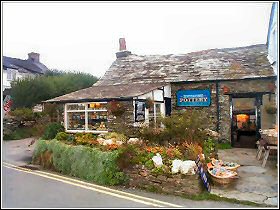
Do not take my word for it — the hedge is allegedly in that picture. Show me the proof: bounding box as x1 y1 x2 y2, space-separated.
32 139 127 185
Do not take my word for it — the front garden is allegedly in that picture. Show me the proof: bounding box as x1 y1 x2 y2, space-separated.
32 110 222 196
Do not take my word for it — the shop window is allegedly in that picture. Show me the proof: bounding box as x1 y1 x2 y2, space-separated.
67 112 85 130
65 102 108 133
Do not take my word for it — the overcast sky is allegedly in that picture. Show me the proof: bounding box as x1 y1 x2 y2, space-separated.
3 2 273 78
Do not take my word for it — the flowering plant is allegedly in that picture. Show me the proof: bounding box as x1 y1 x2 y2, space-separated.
107 100 126 116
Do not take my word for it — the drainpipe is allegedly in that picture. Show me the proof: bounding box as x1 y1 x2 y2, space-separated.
216 82 220 133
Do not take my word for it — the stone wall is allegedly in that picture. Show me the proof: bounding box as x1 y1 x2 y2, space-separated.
171 82 218 132
125 168 204 196
171 78 276 143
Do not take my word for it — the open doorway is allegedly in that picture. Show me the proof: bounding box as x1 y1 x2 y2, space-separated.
231 97 258 148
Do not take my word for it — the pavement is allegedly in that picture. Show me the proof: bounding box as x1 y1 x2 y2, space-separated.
210 148 278 207
2 137 38 166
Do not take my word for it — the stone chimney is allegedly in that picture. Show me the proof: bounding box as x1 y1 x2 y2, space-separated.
116 38 131 59
28 52 40 63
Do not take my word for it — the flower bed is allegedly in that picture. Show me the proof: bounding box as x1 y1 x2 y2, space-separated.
32 130 218 195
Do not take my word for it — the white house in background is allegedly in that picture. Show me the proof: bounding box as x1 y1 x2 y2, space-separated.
266 2 278 125
3 52 49 95
267 2 278 75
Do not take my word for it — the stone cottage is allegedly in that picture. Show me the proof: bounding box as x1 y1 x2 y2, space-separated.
45 39 277 148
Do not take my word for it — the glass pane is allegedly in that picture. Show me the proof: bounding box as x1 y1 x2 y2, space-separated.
67 112 85 130
155 104 161 117
67 104 85 110
88 111 108 131
232 98 255 111
87 102 107 110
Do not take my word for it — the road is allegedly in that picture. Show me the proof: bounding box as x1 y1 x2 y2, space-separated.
2 138 253 208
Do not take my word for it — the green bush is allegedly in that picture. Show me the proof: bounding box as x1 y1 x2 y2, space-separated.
139 110 211 145
10 108 35 121
32 139 127 185
42 122 64 140
55 132 69 141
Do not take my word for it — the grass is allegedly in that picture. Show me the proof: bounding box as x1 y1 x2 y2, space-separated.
217 143 232 150
180 192 267 207
143 185 268 207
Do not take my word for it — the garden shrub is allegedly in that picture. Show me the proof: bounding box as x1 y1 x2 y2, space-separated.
139 110 211 145
203 138 217 162
55 132 69 141
10 108 35 122
42 122 64 140
75 133 98 145
32 139 127 185
105 132 128 142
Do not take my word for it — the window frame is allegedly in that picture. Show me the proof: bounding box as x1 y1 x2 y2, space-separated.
65 102 108 133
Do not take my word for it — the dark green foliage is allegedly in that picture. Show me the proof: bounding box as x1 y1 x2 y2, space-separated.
42 122 64 140
32 139 127 185
55 132 70 141
11 70 98 109
10 108 35 121
139 110 210 145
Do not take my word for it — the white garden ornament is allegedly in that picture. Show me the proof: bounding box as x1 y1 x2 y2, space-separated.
152 153 163 168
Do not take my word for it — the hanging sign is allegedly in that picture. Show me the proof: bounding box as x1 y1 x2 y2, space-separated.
135 100 145 122
195 155 211 192
176 90 211 107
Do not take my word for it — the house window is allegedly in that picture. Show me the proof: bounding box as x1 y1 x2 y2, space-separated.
7 69 16 81
65 102 108 133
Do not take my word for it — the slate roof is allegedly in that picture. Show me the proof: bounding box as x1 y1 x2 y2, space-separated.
95 44 275 86
44 83 166 103
3 56 49 74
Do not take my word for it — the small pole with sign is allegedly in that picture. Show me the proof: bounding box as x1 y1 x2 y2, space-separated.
195 155 211 192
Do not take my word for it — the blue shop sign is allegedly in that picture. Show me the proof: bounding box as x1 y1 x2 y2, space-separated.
177 90 211 107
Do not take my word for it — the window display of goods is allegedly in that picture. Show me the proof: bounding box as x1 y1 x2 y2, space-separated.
89 103 96 108
95 103 101 109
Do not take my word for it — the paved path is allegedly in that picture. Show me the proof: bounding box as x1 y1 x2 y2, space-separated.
211 148 278 207
1 139 260 208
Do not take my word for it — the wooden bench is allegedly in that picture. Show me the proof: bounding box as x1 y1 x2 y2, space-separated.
262 145 278 168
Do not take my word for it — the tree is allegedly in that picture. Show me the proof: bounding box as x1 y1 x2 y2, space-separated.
10 70 99 109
